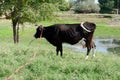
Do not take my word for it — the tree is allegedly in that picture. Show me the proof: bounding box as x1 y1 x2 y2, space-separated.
76 0 87 2
98 0 114 13
68 0 75 9
114 0 120 14
59 1 70 11
74 0 100 13
0 0 58 43
55 0 70 11
36 0 70 11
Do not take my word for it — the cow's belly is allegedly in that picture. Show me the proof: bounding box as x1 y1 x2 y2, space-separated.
63 36 82 45
45 37 61 46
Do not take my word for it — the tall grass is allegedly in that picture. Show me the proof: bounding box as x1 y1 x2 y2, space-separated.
0 42 120 80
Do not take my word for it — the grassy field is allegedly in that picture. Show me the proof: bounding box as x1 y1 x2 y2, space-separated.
0 13 120 80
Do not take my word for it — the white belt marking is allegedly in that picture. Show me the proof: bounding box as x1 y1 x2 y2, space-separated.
81 22 91 32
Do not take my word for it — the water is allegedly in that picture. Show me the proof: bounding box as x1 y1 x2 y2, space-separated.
64 38 120 55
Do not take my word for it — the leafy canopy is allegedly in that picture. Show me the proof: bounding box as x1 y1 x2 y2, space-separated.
98 0 114 13
0 0 59 23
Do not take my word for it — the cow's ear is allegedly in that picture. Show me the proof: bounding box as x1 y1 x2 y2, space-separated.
38 26 41 30
39 25 43 30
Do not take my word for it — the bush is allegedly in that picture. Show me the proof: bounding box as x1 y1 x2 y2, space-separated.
37 3 59 21
74 2 100 13
98 0 114 13
99 7 113 13
58 1 70 11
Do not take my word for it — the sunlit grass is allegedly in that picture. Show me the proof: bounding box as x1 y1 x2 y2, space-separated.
0 41 120 80
95 24 120 38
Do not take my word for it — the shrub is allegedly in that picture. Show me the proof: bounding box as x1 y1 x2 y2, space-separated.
74 2 100 13
37 3 59 21
59 1 70 11
98 0 114 13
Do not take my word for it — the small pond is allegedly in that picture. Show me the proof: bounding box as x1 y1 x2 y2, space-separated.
64 39 120 56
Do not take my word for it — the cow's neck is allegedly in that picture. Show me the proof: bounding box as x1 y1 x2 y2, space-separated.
42 27 49 38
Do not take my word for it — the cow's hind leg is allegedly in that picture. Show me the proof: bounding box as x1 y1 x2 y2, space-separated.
59 44 63 57
91 41 96 58
85 35 93 59
86 41 96 59
86 44 91 60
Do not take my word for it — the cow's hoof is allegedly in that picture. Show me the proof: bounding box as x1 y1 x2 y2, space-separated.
85 56 89 60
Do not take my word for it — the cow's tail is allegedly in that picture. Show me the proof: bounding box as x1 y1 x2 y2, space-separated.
90 22 96 32
91 22 96 48
81 22 96 49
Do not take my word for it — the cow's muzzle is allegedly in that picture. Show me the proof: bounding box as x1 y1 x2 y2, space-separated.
34 34 39 39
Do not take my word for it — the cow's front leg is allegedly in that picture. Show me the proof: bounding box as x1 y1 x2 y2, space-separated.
56 47 59 56
56 44 63 57
59 44 63 57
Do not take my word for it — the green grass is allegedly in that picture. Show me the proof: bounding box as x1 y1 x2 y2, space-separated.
95 24 120 38
0 13 120 80
0 42 120 80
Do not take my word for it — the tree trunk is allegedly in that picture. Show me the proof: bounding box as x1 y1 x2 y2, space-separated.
13 25 17 43
16 0 21 43
16 14 21 43
17 23 19 43
12 18 18 44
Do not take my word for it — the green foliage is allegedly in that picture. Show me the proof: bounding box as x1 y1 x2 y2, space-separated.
59 1 70 11
114 0 120 8
0 0 70 22
68 0 75 8
76 0 88 2
74 1 100 13
37 3 59 21
60 0 70 10
98 0 115 13
20 3 58 23
114 0 120 13
0 0 59 22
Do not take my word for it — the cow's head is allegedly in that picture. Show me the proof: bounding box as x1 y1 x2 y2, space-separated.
34 25 44 39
